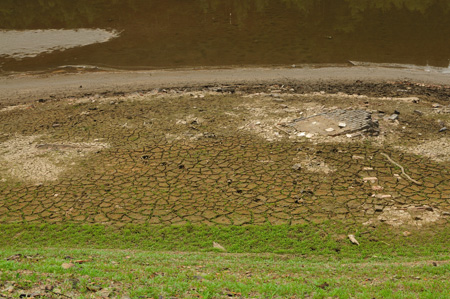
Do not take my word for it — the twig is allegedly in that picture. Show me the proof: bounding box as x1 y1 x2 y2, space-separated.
274 125 291 136
48 290 72 299
380 153 422 185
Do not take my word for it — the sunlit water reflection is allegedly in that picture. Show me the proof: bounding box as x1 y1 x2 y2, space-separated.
0 29 119 60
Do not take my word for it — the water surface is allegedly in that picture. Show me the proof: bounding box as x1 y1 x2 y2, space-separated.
1 0 450 73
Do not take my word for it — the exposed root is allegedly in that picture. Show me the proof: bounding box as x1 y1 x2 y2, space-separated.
381 153 422 185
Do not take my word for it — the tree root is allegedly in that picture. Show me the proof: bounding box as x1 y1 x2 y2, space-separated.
381 152 422 185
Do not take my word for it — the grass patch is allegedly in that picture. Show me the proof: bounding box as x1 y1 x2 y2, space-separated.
2 222 450 297
2 222 450 258
0 248 449 298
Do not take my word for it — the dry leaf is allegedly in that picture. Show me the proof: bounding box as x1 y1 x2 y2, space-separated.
213 242 226 251
348 234 360 245
61 262 75 269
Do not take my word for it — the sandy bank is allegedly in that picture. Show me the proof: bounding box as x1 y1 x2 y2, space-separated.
1 66 449 105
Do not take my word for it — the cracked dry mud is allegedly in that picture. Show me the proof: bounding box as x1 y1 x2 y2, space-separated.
0 82 449 228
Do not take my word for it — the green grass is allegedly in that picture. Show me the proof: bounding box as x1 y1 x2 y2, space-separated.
0 248 449 298
1 222 450 298
2 222 450 257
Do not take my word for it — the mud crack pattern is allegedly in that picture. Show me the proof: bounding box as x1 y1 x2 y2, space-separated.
0 87 449 227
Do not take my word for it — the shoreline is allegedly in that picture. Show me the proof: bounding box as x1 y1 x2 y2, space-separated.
1 66 449 105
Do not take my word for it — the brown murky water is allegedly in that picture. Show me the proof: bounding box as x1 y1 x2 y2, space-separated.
1 0 450 74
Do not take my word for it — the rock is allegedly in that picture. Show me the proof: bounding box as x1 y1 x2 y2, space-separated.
388 114 399 121
439 127 447 133
291 109 379 137
403 231 411 237
414 110 423 115
363 177 378 182
374 194 392 199
374 205 384 212
305 133 314 138
291 164 302 171
432 103 442 108
325 128 334 132
297 132 306 137
61 262 75 269
348 234 360 245
213 242 226 251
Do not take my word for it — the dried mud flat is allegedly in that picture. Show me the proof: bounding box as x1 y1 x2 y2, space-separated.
0 79 449 231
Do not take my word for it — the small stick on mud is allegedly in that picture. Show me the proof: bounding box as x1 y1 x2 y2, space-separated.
275 125 291 136
381 153 422 185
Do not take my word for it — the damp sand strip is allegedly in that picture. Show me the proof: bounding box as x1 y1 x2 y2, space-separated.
0 28 120 60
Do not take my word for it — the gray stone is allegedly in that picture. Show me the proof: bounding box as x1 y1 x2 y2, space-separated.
292 164 302 171
374 205 384 212
388 114 399 121
289 109 379 136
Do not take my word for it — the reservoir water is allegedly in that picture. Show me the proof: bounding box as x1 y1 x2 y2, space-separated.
1 0 450 74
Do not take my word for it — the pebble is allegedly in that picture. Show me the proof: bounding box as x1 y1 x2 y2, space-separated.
374 205 384 212
325 128 334 132
374 194 392 199
292 164 302 171
363 177 378 182
388 114 399 121
439 127 447 132
338 122 347 128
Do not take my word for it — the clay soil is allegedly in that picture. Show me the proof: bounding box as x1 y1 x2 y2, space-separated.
1 70 449 230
